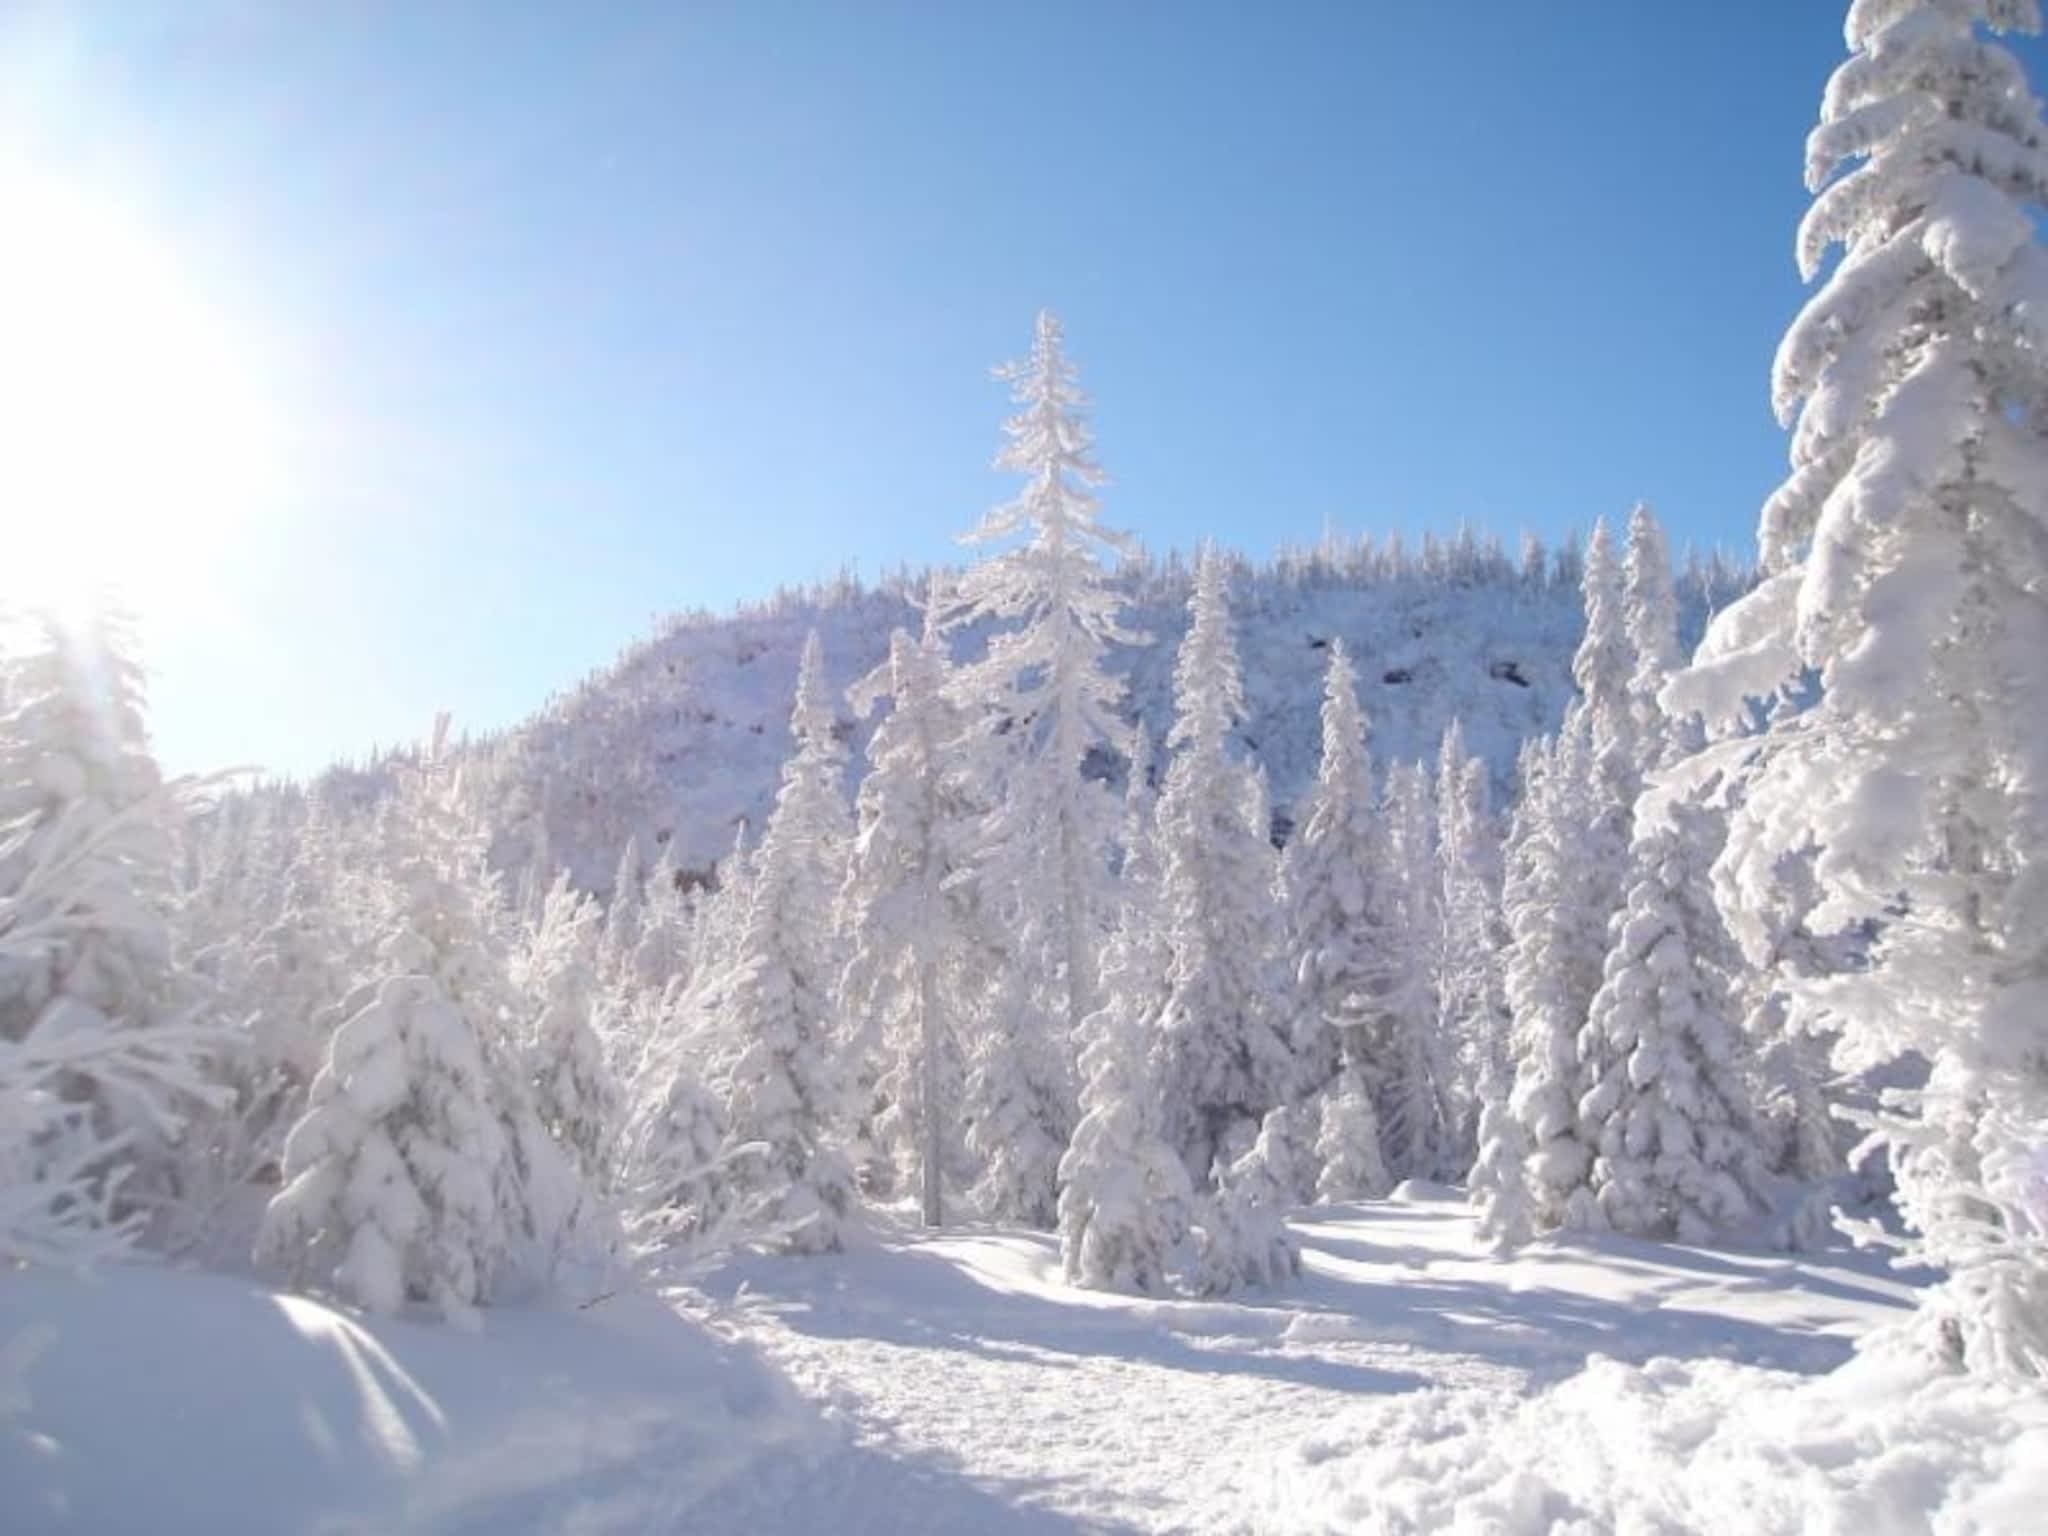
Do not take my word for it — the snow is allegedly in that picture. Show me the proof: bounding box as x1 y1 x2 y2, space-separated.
1269 1349 2048 1535
0 1259 1085 1535
1 1261 822 1534
688 1188 1938 1534
6 1183 2035 1534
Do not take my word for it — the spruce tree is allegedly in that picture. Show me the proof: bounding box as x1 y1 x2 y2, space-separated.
839 625 973 1225
1578 806 1768 1241
717 672 859 1254
1057 759 1192 1290
1280 642 1393 1115
945 309 1140 1098
1666 0 2048 1376
1435 720 1510 1168
1154 550 1296 1185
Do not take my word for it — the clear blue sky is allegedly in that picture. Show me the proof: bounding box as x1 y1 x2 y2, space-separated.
11 2 2040 779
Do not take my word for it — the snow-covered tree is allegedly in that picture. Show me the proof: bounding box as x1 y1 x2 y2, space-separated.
1 797 216 1268
1468 1096 1537 1252
599 835 644 972
780 629 855 973
691 825 755 991
1568 518 1638 881
163 795 356 1262
716 671 859 1254
839 625 973 1225
1155 550 1296 1185
1483 529 1650 1222
945 311 1141 1140
1314 1065 1391 1203
961 957 1073 1226
259 973 509 1321
1058 764 1192 1291
1192 1107 1301 1294
1622 502 1682 765
1664 0 2048 1376
260 732 575 1317
623 845 691 997
1377 759 1449 1181
1280 641 1391 1109
617 1051 732 1264
1435 720 1510 1164
519 872 620 1190
0 611 192 1209
1477 731 1601 1239
1577 804 1768 1241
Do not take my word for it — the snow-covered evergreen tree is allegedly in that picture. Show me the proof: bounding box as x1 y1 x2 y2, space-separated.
163 795 356 1262
0 611 193 1214
0 794 216 1267
618 1051 731 1263
780 629 855 974
1664 0 2048 1376
944 311 1142 1179
962 956 1073 1226
1622 502 1682 765
1435 720 1510 1164
1280 641 1392 1113
1377 759 1449 1182
716 672 859 1254
260 732 575 1317
600 835 644 972
1477 731 1601 1238
1155 550 1296 1185
1058 764 1192 1291
259 973 509 1321
1577 804 1768 1241
1468 1096 1537 1252
1192 1107 1301 1294
519 871 621 1191
1314 1065 1391 1203
839 625 973 1225
1567 518 1638 887
691 825 755 989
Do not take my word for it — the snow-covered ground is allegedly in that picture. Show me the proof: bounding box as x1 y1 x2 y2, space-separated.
6 1188 2039 1534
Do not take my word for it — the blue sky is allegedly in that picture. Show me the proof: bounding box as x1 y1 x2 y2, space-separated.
10 2 2041 778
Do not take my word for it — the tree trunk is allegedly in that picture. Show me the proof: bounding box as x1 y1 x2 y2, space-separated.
920 953 943 1228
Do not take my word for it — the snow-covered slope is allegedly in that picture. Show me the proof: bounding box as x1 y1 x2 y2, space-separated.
477 548 1743 892
0 1264 819 1535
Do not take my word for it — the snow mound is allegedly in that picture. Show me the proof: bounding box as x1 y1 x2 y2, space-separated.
0 1261 820 1535
1267 1347 2048 1535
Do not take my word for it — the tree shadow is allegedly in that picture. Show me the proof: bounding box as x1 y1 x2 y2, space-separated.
701 1238 1430 1399
704 1206 1903 1407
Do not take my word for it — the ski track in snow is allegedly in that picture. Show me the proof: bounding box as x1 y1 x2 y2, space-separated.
689 1188 1914 1534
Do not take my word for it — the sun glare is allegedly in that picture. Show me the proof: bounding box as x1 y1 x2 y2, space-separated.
0 161 280 629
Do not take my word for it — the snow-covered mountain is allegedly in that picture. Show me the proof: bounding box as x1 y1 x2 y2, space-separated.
461 538 1747 894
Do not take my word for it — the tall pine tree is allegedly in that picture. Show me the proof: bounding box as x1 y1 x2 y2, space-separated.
1667 0 2048 1377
